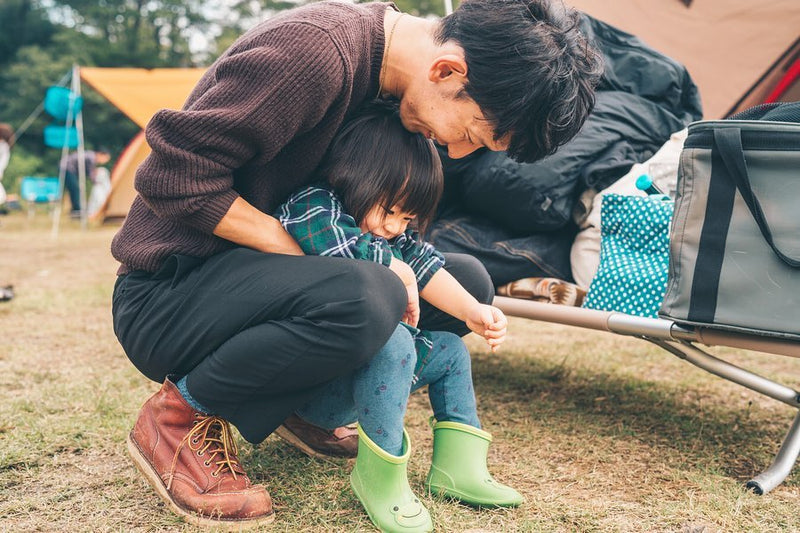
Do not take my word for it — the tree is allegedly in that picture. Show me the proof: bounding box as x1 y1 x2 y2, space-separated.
48 0 212 67
0 0 57 70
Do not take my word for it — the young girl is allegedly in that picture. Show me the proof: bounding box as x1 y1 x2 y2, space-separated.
275 100 522 532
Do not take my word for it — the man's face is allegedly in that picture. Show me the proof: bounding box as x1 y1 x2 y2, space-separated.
398 85 510 159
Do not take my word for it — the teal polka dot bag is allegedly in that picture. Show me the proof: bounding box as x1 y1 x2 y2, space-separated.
583 193 674 318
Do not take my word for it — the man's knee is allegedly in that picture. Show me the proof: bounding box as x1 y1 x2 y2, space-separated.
443 253 494 304
336 263 406 368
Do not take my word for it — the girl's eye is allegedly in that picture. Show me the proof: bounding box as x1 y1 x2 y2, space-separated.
382 206 394 215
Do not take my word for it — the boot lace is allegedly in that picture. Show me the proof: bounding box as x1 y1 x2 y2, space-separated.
167 414 246 490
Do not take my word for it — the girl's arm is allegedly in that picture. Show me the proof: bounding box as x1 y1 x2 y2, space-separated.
420 267 507 352
393 230 445 289
276 186 394 264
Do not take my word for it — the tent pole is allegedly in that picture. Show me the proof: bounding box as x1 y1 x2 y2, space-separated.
51 69 78 239
74 65 88 230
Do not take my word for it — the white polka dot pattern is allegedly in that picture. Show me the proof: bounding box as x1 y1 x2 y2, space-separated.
583 193 674 318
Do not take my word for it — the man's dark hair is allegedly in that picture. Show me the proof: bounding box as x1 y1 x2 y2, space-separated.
320 99 443 233
437 0 603 163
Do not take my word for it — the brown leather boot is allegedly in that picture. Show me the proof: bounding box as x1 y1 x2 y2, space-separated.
274 414 358 459
127 378 274 528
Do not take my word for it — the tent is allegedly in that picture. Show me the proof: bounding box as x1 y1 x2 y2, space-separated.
98 129 149 222
89 1 800 223
79 67 205 222
566 0 800 119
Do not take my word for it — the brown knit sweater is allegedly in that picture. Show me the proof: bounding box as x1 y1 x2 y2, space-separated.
111 1 394 274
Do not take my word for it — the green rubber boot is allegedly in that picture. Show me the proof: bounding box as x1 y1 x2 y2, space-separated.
426 420 524 508
350 424 432 533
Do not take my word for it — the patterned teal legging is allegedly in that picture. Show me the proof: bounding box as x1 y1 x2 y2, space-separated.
296 324 480 456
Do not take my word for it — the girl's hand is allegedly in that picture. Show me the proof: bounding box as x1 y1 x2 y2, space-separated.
388 258 420 327
465 304 507 352
402 281 420 328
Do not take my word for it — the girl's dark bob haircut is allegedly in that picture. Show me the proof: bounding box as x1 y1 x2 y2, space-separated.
318 99 443 233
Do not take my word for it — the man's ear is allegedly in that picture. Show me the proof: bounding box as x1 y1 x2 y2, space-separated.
428 53 468 83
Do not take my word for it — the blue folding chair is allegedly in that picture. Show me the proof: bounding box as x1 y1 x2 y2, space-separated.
20 176 62 218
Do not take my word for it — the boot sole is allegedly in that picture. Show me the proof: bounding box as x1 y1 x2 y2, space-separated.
428 483 523 508
126 433 275 529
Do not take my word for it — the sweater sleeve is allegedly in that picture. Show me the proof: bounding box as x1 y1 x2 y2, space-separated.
393 230 445 290
276 186 394 266
134 24 349 234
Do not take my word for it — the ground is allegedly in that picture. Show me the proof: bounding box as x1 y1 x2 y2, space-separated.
1 211 799 532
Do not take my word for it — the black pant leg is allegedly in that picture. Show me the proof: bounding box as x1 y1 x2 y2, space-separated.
417 252 494 336
64 171 81 211
112 248 406 443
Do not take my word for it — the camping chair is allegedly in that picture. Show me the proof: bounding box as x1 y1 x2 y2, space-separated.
493 295 800 495
20 176 62 219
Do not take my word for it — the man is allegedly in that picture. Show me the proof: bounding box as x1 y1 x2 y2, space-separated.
111 0 602 527
61 148 111 217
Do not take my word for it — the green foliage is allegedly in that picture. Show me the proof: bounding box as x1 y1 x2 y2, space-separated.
0 0 56 69
389 0 447 17
48 0 210 67
2 145 43 194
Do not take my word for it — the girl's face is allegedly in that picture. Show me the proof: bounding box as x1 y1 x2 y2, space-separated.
359 203 416 240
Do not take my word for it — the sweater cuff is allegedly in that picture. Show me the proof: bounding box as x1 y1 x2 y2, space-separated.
180 189 240 234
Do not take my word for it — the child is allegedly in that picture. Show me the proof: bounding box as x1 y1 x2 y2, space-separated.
275 100 522 533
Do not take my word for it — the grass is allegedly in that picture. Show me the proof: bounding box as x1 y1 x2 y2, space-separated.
2 210 800 532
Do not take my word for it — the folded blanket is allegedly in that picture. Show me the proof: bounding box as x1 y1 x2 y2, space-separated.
496 277 586 307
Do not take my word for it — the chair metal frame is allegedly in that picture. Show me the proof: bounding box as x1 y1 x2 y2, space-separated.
494 295 800 494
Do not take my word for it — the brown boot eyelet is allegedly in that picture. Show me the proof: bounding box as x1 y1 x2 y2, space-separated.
204 460 211 467
197 450 204 456
211 471 218 477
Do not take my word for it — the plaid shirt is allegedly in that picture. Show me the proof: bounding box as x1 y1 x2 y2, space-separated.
276 185 446 380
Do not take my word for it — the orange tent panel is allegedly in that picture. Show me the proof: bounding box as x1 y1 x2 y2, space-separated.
566 0 800 119
80 67 205 129
92 130 149 223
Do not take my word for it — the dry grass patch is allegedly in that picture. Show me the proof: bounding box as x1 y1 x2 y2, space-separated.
1 211 800 532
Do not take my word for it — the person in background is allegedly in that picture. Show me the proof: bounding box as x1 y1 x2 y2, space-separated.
0 123 13 208
0 123 13 299
61 148 111 217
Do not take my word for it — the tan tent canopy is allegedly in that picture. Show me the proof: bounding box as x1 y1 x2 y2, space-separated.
566 0 800 119
80 68 205 129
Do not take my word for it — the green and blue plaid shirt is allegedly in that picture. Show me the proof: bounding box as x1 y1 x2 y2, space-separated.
276 185 446 381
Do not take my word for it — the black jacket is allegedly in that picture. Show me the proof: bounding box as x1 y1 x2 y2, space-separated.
430 13 703 285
